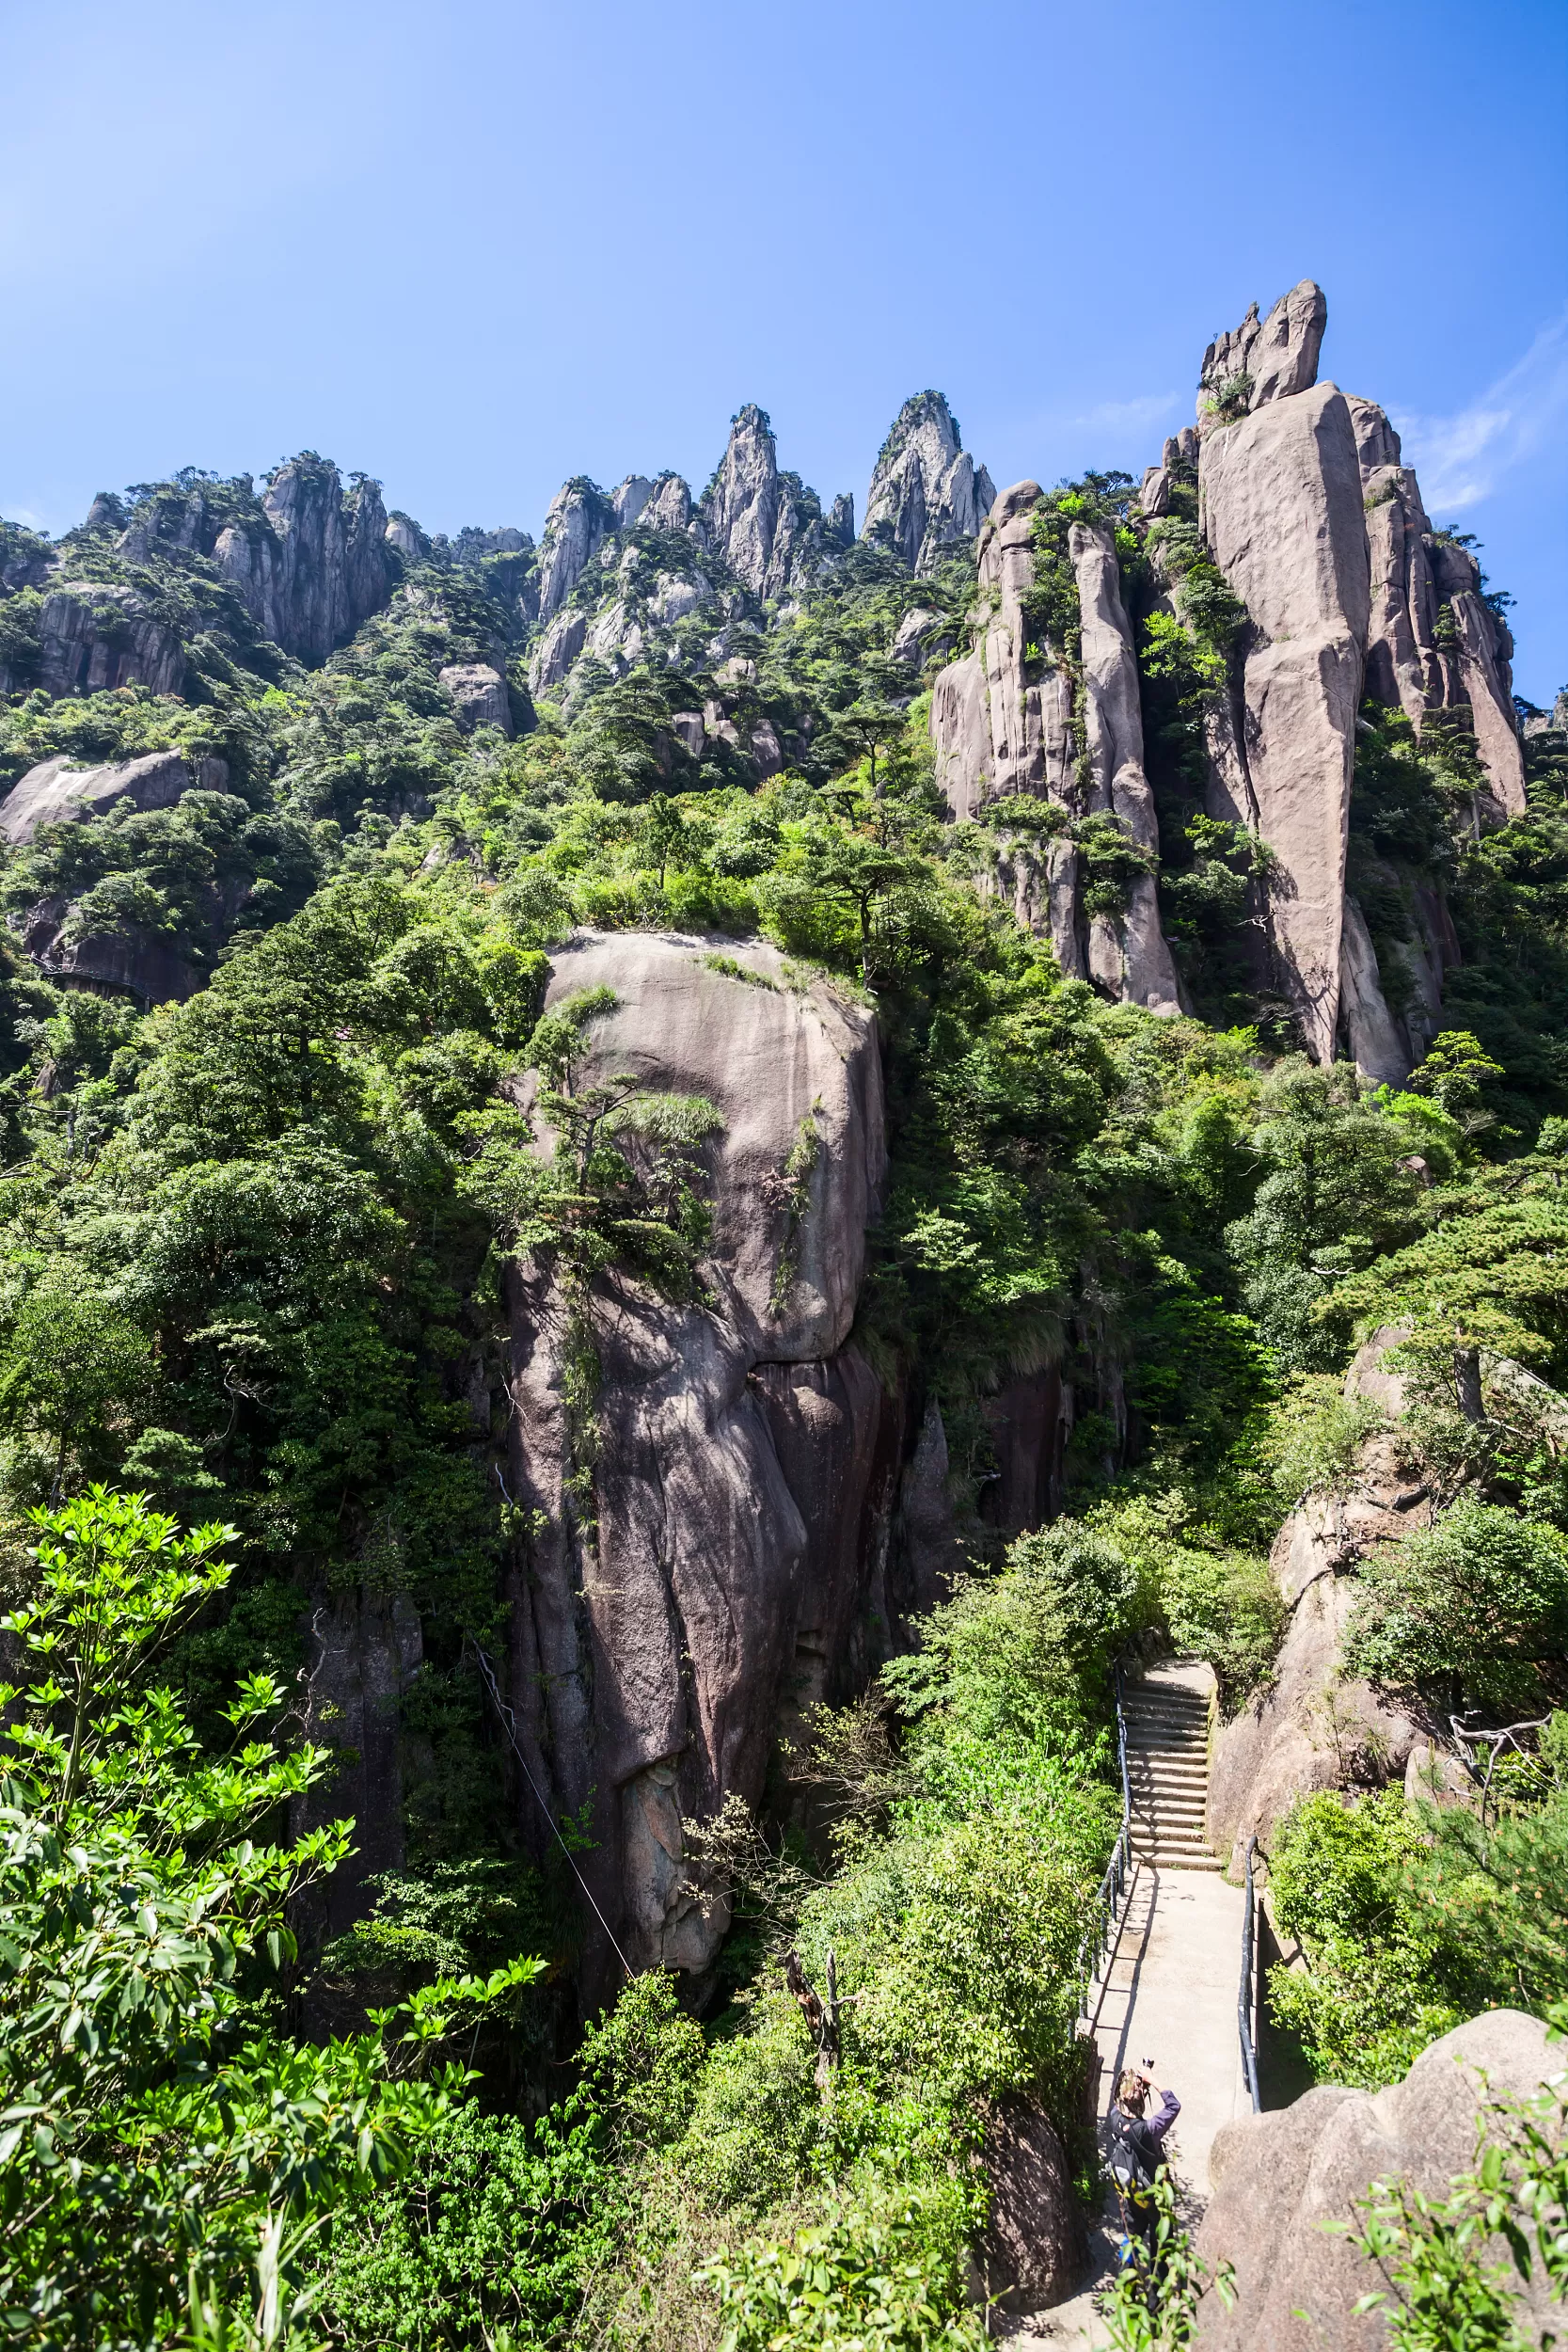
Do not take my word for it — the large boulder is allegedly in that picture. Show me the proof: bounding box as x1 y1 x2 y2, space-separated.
862 391 995 575
1193 2010 1560 2349
500 932 915 1992
0 748 228 846
439 660 513 736
979 2099 1090 2312
1199 381 1369 1063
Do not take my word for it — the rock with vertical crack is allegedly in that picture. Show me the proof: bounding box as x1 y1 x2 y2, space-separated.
1199 381 1369 1061
500 931 894 1987
534 479 612 624
928 484 1181 1009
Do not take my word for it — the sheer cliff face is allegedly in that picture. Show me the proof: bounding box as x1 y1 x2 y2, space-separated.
1198 377 1368 1063
500 934 927 1989
928 485 1182 1016
206 459 393 664
862 391 995 575
1194 282 1524 1078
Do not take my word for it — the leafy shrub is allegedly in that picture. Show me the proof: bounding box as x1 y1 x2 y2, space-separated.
699 2183 985 2352
1157 1543 1284 1712
1268 1791 1461 2087
1344 1495 1568 1713
320 2100 624 2351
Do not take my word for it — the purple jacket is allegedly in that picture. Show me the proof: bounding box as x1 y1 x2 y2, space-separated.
1146 2088 1180 2147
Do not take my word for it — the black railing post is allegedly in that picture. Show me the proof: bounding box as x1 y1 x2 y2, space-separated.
1076 1662 1135 2027
1238 1833 1261 2112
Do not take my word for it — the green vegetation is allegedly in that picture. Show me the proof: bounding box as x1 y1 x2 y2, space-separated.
1 448 1567 2344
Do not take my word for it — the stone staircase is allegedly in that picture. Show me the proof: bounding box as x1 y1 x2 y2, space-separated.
1124 1661 1222 1872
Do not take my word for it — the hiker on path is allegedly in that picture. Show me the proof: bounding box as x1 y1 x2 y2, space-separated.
1106 2059 1180 2305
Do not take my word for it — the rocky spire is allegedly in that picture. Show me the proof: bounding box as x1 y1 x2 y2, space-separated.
1197 280 1326 417
213 456 394 665
699 405 784 596
534 479 612 623
862 391 994 574
696 407 845 600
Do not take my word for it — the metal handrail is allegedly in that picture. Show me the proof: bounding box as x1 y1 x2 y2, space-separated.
1074 1662 1132 2024
1238 1833 1261 2112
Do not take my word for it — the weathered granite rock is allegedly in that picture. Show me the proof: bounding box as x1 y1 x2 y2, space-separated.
1198 281 1327 414
1194 2010 1561 2350
611 475 655 530
215 457 393 665
438 661 513 735
1139 427 1199 517
980 2099 1090 2312
890 605 945 667
529 609 588 695
642 472 692 531
929 485 1181 1009
695 407 845 600
36 583 186 698
22 901 203 1004
1209 1329 1425 1869
1346 399 1526 816
1339 893 1412 1087
534 480 610 623
0 748 228 846
699 405 784 596
1199 382 1369 1061
501 932 889 1983
1430 538 1527 817
1522 689 1568 739
862 391 995 575
1071 520 1184 1015
825 492 856 548
384 512 428 561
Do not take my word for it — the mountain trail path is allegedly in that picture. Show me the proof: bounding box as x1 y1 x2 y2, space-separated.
1007 1662 1250 2348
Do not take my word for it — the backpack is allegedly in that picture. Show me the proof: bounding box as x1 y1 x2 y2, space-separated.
1105 2108 1155 2201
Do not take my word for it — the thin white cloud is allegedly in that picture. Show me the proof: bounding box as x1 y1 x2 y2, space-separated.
1394 310 1568 512
1072 391 1182 433
0 502 48 533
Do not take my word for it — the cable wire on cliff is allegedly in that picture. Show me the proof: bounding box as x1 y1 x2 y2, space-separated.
467 1634 634 1980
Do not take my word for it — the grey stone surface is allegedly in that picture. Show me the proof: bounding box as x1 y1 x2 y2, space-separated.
928 485 1181 1011
438 660 513 735
36 583 186 698
0 748 228 845
534 480 610 624
293 1587 424 1939
862 391 995 574
1199 382 1368 1062
1198 280 1327 415
500 931 890 1981
1208 1329 1426 1869
1195 2010 1561 2350
981 2100 1091 2312
215 457 393 664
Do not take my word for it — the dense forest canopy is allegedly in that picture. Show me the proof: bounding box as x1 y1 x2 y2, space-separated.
1 330 1566 2350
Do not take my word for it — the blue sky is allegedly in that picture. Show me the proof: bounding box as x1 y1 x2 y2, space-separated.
2 0 1564 698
